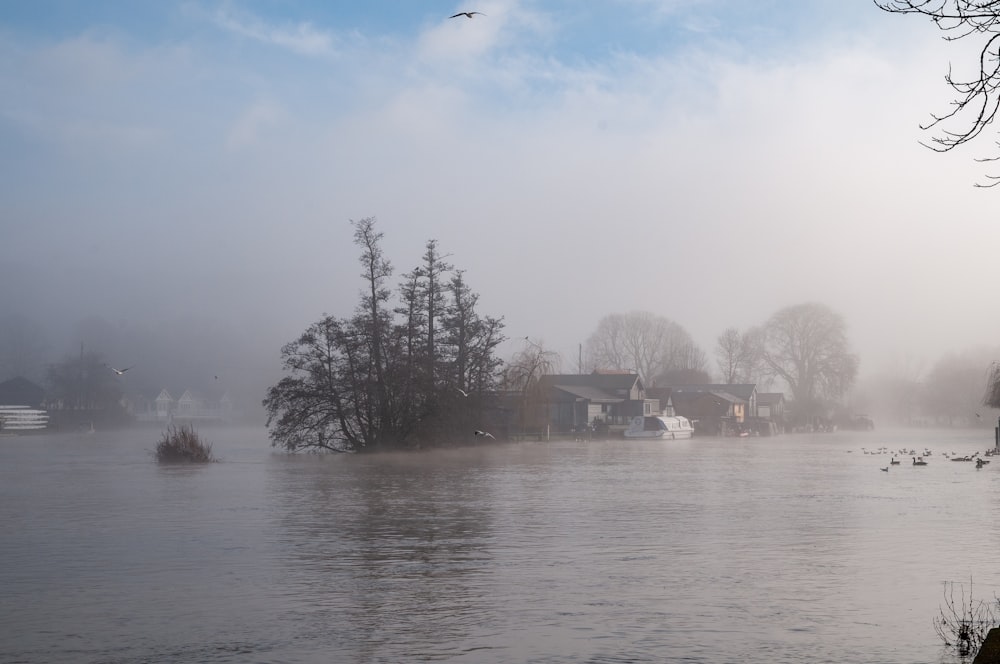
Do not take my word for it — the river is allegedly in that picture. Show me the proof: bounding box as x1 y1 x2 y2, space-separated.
2 426 999 663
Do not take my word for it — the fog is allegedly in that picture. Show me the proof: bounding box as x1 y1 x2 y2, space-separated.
3 1 1000 416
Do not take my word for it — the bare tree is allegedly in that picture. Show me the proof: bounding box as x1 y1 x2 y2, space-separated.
715 326 762 384
760 303 859 418
504 337 561 434
981 357 1000 410
584 311 706 386
504 338 561 394
353 217 393 434
877 0 1000 186
46 349 124 415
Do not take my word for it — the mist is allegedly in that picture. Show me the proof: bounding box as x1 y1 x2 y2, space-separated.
3 1 1000 418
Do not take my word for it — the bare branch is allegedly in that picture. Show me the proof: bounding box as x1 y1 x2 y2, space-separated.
877 0 1000 181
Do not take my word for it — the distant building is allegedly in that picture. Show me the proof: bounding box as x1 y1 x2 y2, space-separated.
757 393 787 433
537 371 659 434
0 376 46 408
667 384 778 436
0 376 49 431
132 387 234 423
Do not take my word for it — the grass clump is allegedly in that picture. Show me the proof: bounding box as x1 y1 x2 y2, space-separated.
155 424 217 463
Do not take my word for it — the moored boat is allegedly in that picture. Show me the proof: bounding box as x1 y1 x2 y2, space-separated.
624 415 694 440
0 405 49 432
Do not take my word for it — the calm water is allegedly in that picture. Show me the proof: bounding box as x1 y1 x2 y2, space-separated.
2 426 1000 664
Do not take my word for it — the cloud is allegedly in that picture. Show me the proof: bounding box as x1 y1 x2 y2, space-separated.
3 2 999 383
209 6 337 57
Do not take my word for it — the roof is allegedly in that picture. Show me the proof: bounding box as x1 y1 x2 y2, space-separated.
670 391 736 416
539 372 643 405
0 376 45 407
757 392 786 405
671 390 743 407
670 384 757 400
645 386 673 402
539 372 642 392
550 385 624 403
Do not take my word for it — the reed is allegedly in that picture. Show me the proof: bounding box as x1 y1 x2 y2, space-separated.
155 424 216 463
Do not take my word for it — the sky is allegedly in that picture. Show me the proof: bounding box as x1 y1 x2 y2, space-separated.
2 0 999 388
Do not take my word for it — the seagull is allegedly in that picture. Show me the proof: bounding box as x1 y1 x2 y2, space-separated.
450 11 485 19
104 363 133 376
455 387 469 397
474 430 495 439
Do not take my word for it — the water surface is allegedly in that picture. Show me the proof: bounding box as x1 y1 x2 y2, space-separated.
2 427 999 663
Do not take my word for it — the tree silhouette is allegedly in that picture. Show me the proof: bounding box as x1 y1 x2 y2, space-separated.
877 0 1000 186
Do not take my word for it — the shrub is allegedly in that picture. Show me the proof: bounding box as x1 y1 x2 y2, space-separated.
933 579 996 658
155 424 216 463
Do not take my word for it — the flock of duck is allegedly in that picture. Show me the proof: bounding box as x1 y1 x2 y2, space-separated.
853 446 999 471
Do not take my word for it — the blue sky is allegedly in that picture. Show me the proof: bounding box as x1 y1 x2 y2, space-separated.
2 0 997 384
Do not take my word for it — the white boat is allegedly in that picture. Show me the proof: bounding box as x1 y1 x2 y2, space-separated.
0 405 49 432
624 415 693 440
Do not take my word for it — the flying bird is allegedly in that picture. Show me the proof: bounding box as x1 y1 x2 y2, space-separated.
104 364 133 376
450 11 485 19
474 430 495 439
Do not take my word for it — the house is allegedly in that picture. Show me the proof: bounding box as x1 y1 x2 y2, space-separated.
645 387 675 416
132 388 234 424
670 384 758 416
0 376 48 431
537 371 658 434
757 393 787 434
176 389 233 423
0 376 45 408
155 389 175 420
669 390 742 436
667 384 760 436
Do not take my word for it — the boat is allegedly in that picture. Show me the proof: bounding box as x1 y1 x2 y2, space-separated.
0 405 49 432
624 415 694 440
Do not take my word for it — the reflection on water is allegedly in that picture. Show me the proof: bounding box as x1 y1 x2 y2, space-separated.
2 426 1000 663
